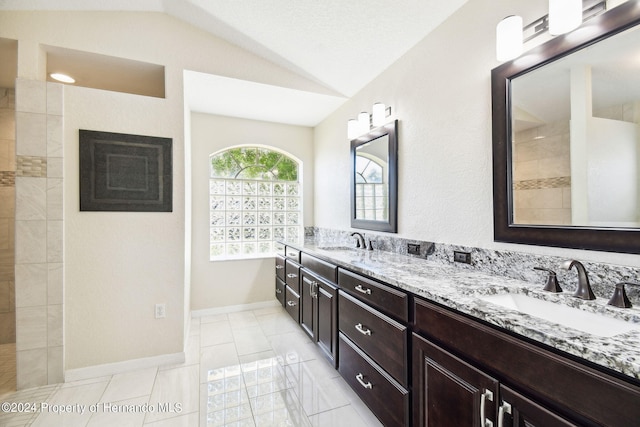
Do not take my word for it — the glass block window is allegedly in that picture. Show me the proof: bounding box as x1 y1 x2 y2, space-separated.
210 147 302 260
354 154 387 221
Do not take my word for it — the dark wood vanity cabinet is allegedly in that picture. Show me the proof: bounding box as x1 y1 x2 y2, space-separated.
276 248 640 427
499 385 578 427
275 249 339 366
337 267 410 427
412 297 640 427
300 269 338 366
300 253 338 366
280 253 301 323
413 333 499 427
275 255 286 306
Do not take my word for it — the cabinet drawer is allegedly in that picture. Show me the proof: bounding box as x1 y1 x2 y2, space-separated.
275 255 285 281
338 333 409 427
301 252 337 283
285 260 300 293
339 290 408 386
285 246 300 263
284 286 300 323
338 268 408 322
275 277 285 307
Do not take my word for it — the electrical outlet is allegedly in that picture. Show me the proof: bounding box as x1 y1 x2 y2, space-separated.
407 243 421 255
155 303 166 319
454 250 471 264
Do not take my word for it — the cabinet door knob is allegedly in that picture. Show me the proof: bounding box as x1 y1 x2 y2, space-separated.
355 284 371 295
497 401 512 427
355 373 372 389
355 323 372 336
480 389 494 427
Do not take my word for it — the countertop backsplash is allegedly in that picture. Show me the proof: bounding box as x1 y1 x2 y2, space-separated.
306 227 640 304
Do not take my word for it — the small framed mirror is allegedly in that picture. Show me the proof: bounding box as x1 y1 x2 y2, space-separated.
351 120 398 232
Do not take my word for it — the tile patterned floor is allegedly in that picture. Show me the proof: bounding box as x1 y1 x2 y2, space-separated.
0 305 383 426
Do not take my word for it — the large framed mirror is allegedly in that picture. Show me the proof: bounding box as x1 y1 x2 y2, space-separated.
492 1 640 254
351 120 398 232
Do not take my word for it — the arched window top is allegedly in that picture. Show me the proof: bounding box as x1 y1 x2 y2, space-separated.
355 153 385 184
210 147 299 181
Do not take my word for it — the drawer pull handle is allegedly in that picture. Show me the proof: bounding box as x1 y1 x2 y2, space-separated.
275 265 284 270
355 373 372 389
355 284 371 295
497 401 512 427
355 323 372 336
287 301 297 307
480 389 494 427
287 273 298 279
275 289 282 294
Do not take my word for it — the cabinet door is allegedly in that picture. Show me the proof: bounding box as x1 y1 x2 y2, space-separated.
413 333 499 427
499 385 577 427
300 271 316 340
316 279 337 367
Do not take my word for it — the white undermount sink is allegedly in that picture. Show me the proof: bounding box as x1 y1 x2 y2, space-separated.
480 293 640 338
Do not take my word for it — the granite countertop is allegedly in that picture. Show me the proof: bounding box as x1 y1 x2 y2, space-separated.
286 242 640 381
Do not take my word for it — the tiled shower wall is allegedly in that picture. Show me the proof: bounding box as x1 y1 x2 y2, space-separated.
512 119 571 225
14 79 64 389
0 88 16 345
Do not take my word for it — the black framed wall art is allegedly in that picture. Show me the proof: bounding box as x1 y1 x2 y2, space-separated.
79 130 173 212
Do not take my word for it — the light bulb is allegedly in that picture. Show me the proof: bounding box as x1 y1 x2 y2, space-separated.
549 0 582 35
496 15 523 61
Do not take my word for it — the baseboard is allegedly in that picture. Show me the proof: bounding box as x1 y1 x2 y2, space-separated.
191 300 280 317
65 351 185 383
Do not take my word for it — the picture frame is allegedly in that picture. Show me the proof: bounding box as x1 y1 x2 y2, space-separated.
79 130 172 212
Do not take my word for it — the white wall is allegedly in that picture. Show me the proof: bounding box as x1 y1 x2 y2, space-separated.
314 0 640 268
0 10 328 371
190 113 314 310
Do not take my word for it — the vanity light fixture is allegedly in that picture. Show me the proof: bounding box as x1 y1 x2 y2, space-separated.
347 103 393 139
549 0 583 36
496 0 606 61
347 119 360 140
496 15 523 62
358 111 370 136
372 103 387 127
49 72 76 84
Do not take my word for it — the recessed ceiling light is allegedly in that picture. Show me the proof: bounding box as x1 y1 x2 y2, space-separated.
49 73 75 84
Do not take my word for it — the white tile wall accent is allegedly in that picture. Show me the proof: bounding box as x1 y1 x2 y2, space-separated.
15 79 65 389
16 112 47 156
15 177 46 220
14 263 47 308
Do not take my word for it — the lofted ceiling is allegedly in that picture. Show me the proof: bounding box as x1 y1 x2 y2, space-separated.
0 0 469 125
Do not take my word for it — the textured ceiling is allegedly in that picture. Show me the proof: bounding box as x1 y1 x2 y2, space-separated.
0 0 468 97
0 0 469 125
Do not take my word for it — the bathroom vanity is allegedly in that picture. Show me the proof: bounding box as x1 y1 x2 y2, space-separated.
274 243 640 427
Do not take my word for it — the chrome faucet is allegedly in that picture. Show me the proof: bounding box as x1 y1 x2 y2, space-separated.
350 232 365 249
562 260 596 300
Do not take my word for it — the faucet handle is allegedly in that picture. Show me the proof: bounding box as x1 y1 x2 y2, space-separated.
607 282 640 308
534 267 563 293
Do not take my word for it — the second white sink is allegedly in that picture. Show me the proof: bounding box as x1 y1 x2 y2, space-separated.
480 293 639 338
